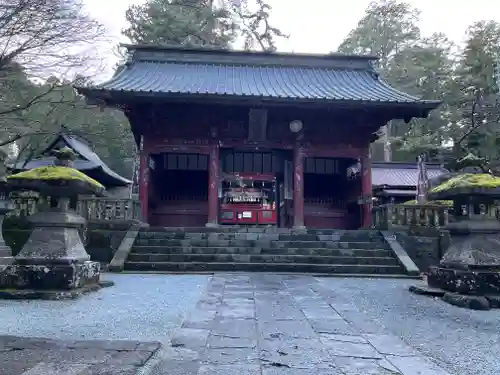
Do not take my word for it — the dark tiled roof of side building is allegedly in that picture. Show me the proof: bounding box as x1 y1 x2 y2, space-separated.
372 162 447 188
8 134 132 188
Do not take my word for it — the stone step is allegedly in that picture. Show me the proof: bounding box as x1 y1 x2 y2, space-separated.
127 253 400 265
130 246 393 257
267 241 387 249
137 231 384 242
122 270 420 279
141 227 380 235
134 239 388 249
124 261 404 274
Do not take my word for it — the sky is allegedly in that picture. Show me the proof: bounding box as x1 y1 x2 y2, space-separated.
83 0 500 78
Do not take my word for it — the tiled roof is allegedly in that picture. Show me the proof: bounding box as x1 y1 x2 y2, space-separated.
372 162 447 188
379 189 416 196
9 134 132 188
78 45 441 111
60 134 132 186
92 61 432 104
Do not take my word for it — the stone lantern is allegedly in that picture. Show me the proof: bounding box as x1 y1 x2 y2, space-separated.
0 146 110 299
410 173 500 310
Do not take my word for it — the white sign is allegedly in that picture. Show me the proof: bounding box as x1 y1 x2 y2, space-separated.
232 195 259 202
242 211 252 218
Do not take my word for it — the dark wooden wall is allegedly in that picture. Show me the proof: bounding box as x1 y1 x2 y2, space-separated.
304 157 353 175
149 153 209 227
128 102 380 154
156 153 208 171
221 149 287 174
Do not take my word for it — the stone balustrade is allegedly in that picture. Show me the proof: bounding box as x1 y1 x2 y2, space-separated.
372 204 449 230
10 196 142 221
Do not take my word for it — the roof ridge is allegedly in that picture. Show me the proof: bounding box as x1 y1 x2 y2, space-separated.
129 59 374 71
121 43 379 61
127 49 377 71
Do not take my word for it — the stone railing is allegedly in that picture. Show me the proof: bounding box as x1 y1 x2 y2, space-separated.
10 196 142 221
372 204 449 230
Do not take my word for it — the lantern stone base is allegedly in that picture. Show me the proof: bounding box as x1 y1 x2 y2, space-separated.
0 209 113 300
409 218 500 310
427 266 500 295
0 261 112 300
0 261 100 289
410 266 500 310
410 282 500 310
14 210 91 264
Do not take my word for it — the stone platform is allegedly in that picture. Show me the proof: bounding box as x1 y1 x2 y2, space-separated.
0 335 161 375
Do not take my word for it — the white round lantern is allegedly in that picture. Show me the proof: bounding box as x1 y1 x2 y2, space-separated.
289 120 303 133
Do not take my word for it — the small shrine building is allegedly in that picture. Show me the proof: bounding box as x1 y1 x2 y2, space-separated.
77 45 440 229
9 132 132 196
372 162 448 204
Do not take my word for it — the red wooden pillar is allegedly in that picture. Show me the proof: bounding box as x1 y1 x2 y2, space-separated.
293 145 305 229
361 147 372 228
207 144 220 227
139 151 150 223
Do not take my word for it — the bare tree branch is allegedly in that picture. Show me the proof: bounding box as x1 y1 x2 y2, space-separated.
0 83 58 116
0 0 106 130
456 91 500 147
0 130 54 147
229 0 288 52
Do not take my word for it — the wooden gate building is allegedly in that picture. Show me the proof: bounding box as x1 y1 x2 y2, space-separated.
77 45 440 229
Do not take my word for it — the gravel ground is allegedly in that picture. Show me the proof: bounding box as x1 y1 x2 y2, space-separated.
318 277 500 375
0 274 209 344
1 273 497 375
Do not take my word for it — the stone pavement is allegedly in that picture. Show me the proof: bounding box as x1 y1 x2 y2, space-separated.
0 335 161 375
0 274 461 375
152 273 455 375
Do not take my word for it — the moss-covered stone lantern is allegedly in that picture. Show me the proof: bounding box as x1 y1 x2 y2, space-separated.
410 173 500 310
0 146 110 299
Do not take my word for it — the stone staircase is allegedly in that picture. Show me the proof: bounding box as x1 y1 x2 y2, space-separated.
123 227 410 276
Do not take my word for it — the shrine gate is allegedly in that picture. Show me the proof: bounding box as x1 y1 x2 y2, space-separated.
78 45 440 229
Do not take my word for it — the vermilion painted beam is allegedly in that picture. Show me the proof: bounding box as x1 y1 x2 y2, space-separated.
139 151 149 223
362 148 372 228
293 145 305 229
207 144 220 226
